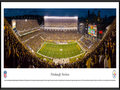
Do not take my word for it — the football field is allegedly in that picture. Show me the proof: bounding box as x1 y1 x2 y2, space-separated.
37 42 84 58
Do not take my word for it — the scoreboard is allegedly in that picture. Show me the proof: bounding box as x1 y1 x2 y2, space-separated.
88 24 97 37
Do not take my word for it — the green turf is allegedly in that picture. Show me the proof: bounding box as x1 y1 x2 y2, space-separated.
37 42 84 58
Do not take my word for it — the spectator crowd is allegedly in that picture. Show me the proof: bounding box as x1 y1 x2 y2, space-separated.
4 18 116 68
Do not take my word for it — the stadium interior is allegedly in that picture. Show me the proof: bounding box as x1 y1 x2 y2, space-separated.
4 11 116 68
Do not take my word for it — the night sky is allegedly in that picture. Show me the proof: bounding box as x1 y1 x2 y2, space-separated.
4 9 116 18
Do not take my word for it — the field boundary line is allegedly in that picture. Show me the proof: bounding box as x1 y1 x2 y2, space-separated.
36 41 86 60
37 42 45 54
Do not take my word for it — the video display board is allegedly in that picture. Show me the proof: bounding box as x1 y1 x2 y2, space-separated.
88 24 97 37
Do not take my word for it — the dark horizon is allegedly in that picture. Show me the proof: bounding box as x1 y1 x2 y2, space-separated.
4 8 116 18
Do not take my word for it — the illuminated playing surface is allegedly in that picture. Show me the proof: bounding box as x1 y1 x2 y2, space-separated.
37 42 84 58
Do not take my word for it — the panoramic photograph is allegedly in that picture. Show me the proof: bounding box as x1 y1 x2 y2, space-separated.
4 8 116 68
